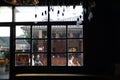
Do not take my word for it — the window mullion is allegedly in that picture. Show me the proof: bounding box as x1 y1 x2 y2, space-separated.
66 25 68 66
30 25 32 66
47 2 51 66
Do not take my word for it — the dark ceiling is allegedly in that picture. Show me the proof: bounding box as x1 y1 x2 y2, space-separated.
0 0 85 6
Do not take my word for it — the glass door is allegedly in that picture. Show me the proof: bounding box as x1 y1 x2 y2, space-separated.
0 27 10 79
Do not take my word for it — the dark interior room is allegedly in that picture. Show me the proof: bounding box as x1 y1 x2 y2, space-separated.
0 0 118 80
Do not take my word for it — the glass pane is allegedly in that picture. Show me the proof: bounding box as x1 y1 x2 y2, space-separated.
0 27 10 79
68 39 83 52
16 39 30 52
15 53 30 66
15 6 48 22
51 25 66 38
68 25 83 38
51 53 66 66
51 40 66 52
16 26 31 38
68 53 83 66
50 5 83 22
32 40 47 52
32 26 47 39
0 7 12 22
32 53 47 66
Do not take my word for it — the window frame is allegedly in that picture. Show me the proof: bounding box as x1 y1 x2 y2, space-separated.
0 2 88 78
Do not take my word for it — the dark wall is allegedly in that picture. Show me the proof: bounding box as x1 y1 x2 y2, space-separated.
113 1 120 63
85 0 114 75
113 1 120 79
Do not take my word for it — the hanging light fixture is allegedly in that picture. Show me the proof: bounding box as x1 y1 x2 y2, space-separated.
57 10 60 14
3 0 39 5
44 10 47 15
73 4 76 9
34 5 38 24
35 14 37 18
57 10 60 16
41 12 44 16
63 8 65 12
62 13 64 16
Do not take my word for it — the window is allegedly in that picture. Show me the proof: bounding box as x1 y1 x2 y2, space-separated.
0 7 12 22
15 25 48 66
15 6 48 22
14 5 84 67
0 0 90 78
0 4 84 68
51 25 83 66
0 27 10 79
50 6 83 22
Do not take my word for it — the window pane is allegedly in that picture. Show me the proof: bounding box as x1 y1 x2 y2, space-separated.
68 39 83 52
0 27 10 79
16 39 30 52
68 53 83 66
32 40 47 52
16 26 31 38
51 40 66 52
51 25 66 38
15 53 30 66
0 7 12 22
68 25 83 38
51 53 66 66
33 53 47 66
15 6 48 22
50 6 83 22
32 26 47 39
